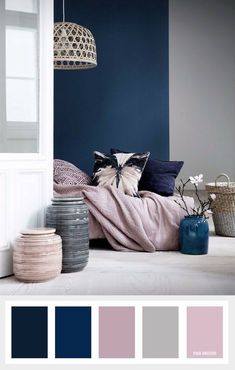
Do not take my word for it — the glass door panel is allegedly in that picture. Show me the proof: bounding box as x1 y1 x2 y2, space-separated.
0 0 39 153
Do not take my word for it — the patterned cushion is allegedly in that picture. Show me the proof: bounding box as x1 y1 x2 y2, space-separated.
53 159 92 185
111 148 184 196
92 151 150 196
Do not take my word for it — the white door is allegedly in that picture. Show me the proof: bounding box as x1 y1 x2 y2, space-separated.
0 0 53 277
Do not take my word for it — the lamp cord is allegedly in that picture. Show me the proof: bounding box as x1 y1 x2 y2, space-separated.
63 0 65 22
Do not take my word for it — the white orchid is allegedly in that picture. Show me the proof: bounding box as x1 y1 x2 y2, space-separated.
175 174 215 218
189 174 203 187
209 193 216 201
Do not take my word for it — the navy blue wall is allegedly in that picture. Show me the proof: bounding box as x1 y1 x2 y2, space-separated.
54 0 169 175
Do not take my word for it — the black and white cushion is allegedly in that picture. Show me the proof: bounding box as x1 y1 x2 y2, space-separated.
92 151 150 196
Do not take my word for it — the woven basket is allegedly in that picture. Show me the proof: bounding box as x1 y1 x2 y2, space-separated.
206 173 235 237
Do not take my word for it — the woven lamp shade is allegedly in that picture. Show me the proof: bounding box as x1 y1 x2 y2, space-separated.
54 22 97 70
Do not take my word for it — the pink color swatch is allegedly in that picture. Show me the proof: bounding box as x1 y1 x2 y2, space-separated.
99 306 135 358
187 306 223 358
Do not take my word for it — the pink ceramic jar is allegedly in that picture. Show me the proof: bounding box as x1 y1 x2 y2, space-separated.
13 228 62 283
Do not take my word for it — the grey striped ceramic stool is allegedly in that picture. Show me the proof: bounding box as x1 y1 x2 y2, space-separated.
45 197 89 273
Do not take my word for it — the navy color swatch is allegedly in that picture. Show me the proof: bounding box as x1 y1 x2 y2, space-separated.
55 306 91 358
54 0 169 175
11 306 48 358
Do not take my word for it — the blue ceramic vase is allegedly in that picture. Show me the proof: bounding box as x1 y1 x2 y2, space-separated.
179 216 209 255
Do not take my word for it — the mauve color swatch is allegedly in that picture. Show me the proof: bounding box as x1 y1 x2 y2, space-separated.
55 307 91 358
142 307 179 358
11 306 48 358
99 306 135 358
187 306 223 358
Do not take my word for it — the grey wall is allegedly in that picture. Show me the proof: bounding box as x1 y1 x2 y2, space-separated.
169 0 235 186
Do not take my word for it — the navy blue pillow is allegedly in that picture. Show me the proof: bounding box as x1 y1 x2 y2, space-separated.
110 148 184 196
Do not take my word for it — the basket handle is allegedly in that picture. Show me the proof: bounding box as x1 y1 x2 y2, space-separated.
215 173 230 187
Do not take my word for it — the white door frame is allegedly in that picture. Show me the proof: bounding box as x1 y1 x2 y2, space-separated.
0 0 54 277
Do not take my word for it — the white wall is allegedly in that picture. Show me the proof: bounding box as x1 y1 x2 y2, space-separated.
169 0 235 187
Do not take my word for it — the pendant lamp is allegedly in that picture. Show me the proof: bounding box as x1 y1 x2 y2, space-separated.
54 0 97 70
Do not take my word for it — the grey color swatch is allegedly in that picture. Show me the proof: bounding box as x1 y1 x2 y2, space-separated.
142 306 179 358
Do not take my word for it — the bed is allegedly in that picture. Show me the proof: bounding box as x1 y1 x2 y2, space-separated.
1 160 234 295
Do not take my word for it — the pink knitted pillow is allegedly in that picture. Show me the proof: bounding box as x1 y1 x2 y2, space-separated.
54 159 92 185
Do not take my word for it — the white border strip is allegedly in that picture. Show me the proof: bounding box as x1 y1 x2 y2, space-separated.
5 300 228 365
47 305 55 361
178 303 186 359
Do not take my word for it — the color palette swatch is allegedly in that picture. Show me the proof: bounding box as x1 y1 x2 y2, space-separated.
11 306 48 359
142 306 178 358
5 300 228 365
187 306 223 358
99 306 135 358
55 307 91 358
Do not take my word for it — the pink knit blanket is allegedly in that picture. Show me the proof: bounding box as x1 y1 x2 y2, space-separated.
54 183 194 252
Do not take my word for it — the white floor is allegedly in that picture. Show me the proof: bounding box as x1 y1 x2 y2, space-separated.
0 218 235 295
